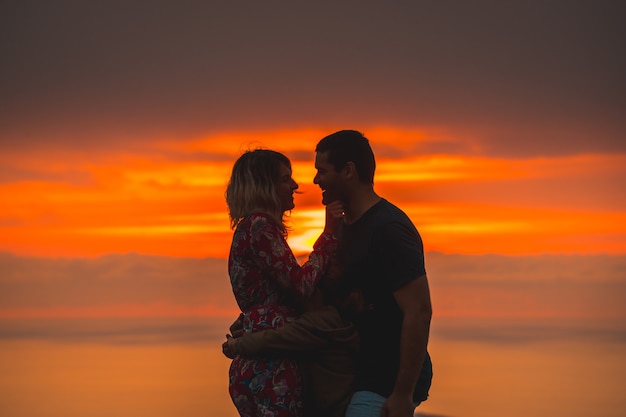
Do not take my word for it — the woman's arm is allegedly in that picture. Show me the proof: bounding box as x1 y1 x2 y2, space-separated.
248 213 338 297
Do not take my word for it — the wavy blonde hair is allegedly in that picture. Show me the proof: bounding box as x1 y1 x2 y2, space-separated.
225 149 291 231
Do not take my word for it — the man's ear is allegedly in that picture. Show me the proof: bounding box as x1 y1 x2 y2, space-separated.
344 161 357 179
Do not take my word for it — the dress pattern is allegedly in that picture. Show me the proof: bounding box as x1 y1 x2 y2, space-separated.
228 213 337 417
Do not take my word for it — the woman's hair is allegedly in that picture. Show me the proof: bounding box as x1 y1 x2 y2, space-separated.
225 149 292 231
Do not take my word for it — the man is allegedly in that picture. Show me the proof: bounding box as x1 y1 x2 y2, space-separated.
314 130 432 417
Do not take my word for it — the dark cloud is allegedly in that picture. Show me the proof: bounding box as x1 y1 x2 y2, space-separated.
1 1 624 156
1 252 625 346
0 253 233 309
426 252 626 283
432 317 626 344
0 316 228 345
426 253 626 325
2 252 625 312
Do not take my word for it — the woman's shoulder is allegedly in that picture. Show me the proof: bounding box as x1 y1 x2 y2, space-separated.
246 212 274 225
238 212 281 233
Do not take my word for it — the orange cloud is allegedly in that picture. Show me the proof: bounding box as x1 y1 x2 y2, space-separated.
0 129 624 257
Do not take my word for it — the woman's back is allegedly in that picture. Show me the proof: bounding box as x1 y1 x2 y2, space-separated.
229 213 298 320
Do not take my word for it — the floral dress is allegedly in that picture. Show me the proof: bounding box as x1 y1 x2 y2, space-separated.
228 213 337 417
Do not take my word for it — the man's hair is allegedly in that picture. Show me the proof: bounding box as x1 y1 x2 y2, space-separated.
225 149 291 230
315 130 376 184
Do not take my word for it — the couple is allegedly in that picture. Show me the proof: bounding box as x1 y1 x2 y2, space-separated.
223 130 433 417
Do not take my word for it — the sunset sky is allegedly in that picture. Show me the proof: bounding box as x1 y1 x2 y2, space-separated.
1 1 625 319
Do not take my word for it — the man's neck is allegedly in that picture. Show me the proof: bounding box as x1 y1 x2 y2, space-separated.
344 188 380 224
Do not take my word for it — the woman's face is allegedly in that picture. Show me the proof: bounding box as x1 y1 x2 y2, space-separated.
277 163 299 212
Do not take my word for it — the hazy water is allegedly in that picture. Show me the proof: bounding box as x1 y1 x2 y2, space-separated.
1 316 625 417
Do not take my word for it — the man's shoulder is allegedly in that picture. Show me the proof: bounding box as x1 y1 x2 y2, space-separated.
373 199 414 227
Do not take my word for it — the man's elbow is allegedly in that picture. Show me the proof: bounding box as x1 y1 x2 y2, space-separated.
401 300 431 329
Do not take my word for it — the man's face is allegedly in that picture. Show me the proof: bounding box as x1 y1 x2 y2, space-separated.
277 163 298 212
314 151 343 205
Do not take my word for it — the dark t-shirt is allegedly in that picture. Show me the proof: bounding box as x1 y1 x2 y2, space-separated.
336 198 432 402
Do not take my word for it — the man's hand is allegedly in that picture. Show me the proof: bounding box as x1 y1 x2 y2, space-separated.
381 392 415 417
222 314 244 359
221 334 238 359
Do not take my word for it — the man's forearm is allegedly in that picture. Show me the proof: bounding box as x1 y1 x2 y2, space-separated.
235 313 330 356
391 275 432 400
393 308 431 397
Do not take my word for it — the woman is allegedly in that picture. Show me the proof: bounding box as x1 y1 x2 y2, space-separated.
225 149 342 417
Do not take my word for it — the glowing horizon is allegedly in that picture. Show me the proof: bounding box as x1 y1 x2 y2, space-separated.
1 128 624 258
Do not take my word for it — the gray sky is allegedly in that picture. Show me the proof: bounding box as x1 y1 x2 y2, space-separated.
1 0 624 156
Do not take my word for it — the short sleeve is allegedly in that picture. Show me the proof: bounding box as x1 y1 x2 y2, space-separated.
378 220 426 292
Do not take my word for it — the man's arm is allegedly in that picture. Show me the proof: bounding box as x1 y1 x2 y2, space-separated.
226 308 355 357
383 275 432 417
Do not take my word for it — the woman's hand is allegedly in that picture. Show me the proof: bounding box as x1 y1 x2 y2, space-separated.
323 200 345 235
